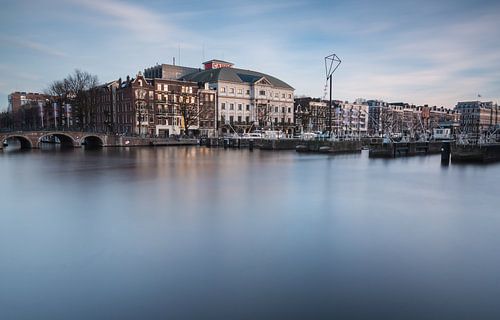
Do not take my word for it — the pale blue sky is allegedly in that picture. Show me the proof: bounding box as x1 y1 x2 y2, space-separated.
1 0 499 110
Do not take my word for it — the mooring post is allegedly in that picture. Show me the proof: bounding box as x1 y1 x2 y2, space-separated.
441 141 451 165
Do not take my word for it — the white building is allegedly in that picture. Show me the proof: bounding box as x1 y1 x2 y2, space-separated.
182 60 295 135
335 102 369 137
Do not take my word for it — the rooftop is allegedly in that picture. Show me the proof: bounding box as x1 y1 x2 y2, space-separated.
181 67 294 90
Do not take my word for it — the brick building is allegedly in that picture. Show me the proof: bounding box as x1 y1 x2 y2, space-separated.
294 97 330 133
92 72 216 137
8 92 51 113
455 101 499 134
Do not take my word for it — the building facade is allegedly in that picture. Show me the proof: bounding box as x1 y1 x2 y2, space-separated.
455 101 499 134
294 97 329 133
335 102 369 137
8 92 51 113
180 59 295 135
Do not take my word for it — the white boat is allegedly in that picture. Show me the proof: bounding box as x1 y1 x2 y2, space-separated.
242 133 262 139
263 130 284 139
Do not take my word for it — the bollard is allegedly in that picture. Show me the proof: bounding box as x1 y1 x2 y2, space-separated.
441 141 451 165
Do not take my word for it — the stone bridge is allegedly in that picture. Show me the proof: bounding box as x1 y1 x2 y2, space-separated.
0 131 199 150
0 131 108 149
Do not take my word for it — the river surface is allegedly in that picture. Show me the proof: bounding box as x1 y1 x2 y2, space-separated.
1 145 500 319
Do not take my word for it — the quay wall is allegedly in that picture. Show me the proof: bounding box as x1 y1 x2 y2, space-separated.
369 141 442 158
296 140 362 154
451 143 500 163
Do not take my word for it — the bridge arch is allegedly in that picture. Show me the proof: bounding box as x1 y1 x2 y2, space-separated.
2 135 33 149
80 135 104 148
38 132 76 148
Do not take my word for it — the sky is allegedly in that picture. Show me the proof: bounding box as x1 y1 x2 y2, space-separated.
0 0 499 111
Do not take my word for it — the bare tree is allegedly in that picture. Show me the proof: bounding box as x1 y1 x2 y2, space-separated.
178 91 208 136
46 69 99 131
0 111 13 131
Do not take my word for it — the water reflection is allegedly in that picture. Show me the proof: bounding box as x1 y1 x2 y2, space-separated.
1 147 500 319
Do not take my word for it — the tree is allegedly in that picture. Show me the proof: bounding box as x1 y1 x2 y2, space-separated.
0 111 13 131
46 69 99 131
178 91 204 136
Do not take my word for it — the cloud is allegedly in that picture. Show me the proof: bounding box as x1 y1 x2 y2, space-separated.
68 0 177 43
0 36 67 58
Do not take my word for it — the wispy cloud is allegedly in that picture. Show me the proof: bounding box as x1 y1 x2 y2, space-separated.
0 36 67 58
68 0 175 43
1 0 499 108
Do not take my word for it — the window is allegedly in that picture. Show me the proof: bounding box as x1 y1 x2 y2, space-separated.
282 107 285 113
275 93 279 98
238 104 242 111
238 116 242 123
288 118 291 124
282 93 285 98
288 94 292 99
164 84 168 91
246 116 250 123
230 103 234 110
230 88 235 94
246 105 250 111
238 89 243 94
246 90 250 95
221 103 225 110
259 90 266 96
275 107 278 113
230 115 234 123
288 107 291 113
157 84 161 91
220 87 226 93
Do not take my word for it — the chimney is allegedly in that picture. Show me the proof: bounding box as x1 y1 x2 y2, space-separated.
173 57 176 66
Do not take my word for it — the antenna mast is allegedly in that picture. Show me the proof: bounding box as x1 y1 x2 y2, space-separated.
325 53 341 137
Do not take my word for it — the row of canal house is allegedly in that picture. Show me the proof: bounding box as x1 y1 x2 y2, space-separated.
94 74 216 137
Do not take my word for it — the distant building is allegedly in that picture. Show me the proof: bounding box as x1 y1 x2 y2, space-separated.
455 101 499 134
336 102 369 136
144 63 198 81
367 100 458 137
294 97 329 133
367 100 388 135
8 92 50 113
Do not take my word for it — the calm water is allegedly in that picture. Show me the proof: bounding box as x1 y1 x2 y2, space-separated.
1 145 499 319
